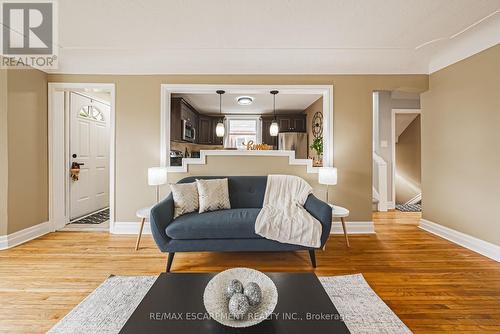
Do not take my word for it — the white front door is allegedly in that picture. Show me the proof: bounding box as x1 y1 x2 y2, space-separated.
70 92 110 220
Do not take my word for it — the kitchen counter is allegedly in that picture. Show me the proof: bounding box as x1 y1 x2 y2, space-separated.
166 150 318 174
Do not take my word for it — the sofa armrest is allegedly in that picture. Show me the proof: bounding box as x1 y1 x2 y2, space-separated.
304 194 332 249
150 193 174 252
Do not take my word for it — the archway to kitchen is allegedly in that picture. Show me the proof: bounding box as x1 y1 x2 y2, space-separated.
160 85 333 169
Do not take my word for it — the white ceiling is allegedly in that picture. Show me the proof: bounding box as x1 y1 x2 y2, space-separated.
175 93 322 115
50 0 500 74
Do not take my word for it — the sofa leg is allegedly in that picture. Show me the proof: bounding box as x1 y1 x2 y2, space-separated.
308 250 316 268
166 252 175 273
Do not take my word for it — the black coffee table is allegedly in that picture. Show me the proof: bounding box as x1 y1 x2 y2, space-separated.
119 272 350 333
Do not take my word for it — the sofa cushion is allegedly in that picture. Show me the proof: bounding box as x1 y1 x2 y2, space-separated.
165 208 261 240
170 182 199 218
177 176 267 209
196 178 231 213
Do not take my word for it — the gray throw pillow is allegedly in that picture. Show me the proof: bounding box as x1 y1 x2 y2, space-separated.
170 182 199 218
196 178 231 213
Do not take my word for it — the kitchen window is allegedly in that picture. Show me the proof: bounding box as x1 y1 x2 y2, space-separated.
225 116 262 149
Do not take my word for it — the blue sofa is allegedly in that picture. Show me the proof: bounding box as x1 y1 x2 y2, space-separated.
150 176 332 272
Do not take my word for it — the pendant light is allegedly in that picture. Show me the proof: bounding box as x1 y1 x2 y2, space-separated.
216 90 225 137
269 90 279 136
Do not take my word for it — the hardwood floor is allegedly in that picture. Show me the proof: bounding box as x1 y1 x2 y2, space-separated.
0 211 499 333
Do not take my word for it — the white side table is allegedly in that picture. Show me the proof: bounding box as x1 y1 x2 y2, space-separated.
329 204 350 247
135 206 152 251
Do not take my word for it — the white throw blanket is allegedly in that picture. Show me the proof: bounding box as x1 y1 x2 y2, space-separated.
255 175 322 248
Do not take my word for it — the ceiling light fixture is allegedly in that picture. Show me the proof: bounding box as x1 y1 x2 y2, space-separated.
269 90 279 137
237 96 254 105
216 90 225 138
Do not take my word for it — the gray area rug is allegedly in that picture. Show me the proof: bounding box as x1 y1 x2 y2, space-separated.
395 203 421 212
48 274 411 334
70 208 110 224
319 274 412 333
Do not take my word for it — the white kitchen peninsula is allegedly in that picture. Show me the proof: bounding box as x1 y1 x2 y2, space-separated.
166 150 319 174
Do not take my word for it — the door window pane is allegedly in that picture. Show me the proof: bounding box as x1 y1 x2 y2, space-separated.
78 105 105 122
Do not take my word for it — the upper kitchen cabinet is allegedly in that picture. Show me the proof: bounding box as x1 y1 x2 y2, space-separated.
197 115 212 144
198 115 224 145
293 116 306 132
277 114 306 132
211 118 224 145
171 97 199 142
261 116 278 148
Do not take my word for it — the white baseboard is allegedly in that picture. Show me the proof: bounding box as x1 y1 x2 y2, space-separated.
0 221 51 250
112 221 376 236
331 221 375 234
111 221 152 235
419 219 500 262
387 201 395 210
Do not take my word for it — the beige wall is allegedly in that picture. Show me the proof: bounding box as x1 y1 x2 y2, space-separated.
0 69 7 235
6 69 48 234
168 155 324 196
47 74 428 222
395 115 421 204
304 97 323 160
421 44 500 245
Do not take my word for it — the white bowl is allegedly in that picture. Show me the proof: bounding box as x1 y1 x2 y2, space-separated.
203 268 278 328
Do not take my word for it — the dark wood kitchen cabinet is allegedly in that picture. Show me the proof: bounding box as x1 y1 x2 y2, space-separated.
198 115 212 144
211 118 224 145
292 116 306 132
278 117 291 132
171 97 199 142
170 97 183 141
181 101 197 124
277 114 306 132
198 116 224 145
262 116 278 148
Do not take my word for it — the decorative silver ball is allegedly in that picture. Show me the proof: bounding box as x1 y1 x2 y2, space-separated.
225 279 243 299
228 293 250 320
244 282 262 306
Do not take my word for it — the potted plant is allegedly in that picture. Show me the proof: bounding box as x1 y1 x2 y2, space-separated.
310 136 323 167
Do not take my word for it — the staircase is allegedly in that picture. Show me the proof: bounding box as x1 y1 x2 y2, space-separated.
395 193 422 212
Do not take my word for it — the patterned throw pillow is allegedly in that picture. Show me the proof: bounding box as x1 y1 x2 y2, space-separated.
196 178 231 213
170 182 199 218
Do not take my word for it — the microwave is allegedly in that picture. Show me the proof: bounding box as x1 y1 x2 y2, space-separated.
182 119 196 142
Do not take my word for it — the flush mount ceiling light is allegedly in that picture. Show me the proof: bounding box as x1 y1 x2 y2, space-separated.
237 96 254 106
216 90 225 138
269 90 279 137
